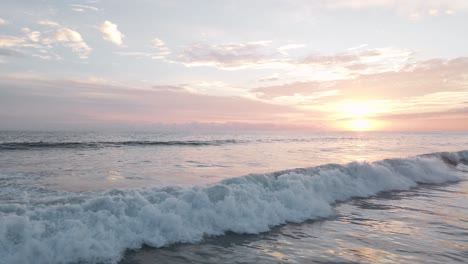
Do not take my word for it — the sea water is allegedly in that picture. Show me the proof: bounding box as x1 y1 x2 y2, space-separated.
0 131 467 264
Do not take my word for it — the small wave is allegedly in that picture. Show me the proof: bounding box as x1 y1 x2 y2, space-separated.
0 151 467 264
0 137 378 151
0 139 244 150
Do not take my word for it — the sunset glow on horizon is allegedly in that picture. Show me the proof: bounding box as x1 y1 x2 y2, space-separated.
0 0 467 131
349 119 373 131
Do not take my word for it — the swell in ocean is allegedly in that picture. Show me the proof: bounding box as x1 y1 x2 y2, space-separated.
0 137 371 151
0 139 244 150
0 150 467 264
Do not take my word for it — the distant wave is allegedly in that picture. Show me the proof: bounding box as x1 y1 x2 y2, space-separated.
0 139 245 150
0 137 373 151
0 151 467 264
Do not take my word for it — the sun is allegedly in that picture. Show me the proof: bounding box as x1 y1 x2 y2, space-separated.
349 119 373 131
334 100 388 131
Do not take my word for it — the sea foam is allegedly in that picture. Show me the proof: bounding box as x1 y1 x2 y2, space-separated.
0 151 467 264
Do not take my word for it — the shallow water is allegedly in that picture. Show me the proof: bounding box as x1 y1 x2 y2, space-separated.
0 131 467 264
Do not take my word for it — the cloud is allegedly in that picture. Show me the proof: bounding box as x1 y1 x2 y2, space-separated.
116 40 285 67
253 57 468 124
28 31 41 42
70 4 99 12
329 91 468 131
316 91 468 131
150 38 171 57
272 47 414 82
99 20 124 46
265 90 341 107
172 41 288 69
0 36 26 47
49 28 92 58
0 48 24 57
110 38 412 79
376 106 468 121
258 74 281 82
321 0 468 17
114 50 170 60
170 41 413 78
114 51 153 57
0 18 8 25
37 20 60 27
150 38 165 48
254 81 334 99
1 61 466 131
0 29 69 60
257 57 468 99
339 57 468 99
177 81 249 97
114 37 171 59
0 76 302 130
0 25 89 60
277 44 306 55
21 28 41 42
31 54 62 61
301 47 413 74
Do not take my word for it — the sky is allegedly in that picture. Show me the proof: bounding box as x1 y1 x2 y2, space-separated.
0 0 467 131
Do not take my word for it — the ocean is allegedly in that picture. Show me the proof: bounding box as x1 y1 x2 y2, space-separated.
0 131 467 264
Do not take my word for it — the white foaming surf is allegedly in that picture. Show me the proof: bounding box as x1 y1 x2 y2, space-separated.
0 151 467 264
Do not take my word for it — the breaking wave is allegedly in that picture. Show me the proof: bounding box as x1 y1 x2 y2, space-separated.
0 151 467 264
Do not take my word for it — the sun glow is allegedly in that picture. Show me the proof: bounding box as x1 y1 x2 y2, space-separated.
339 101 384 118
333 100 389 131
349 119 373 131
